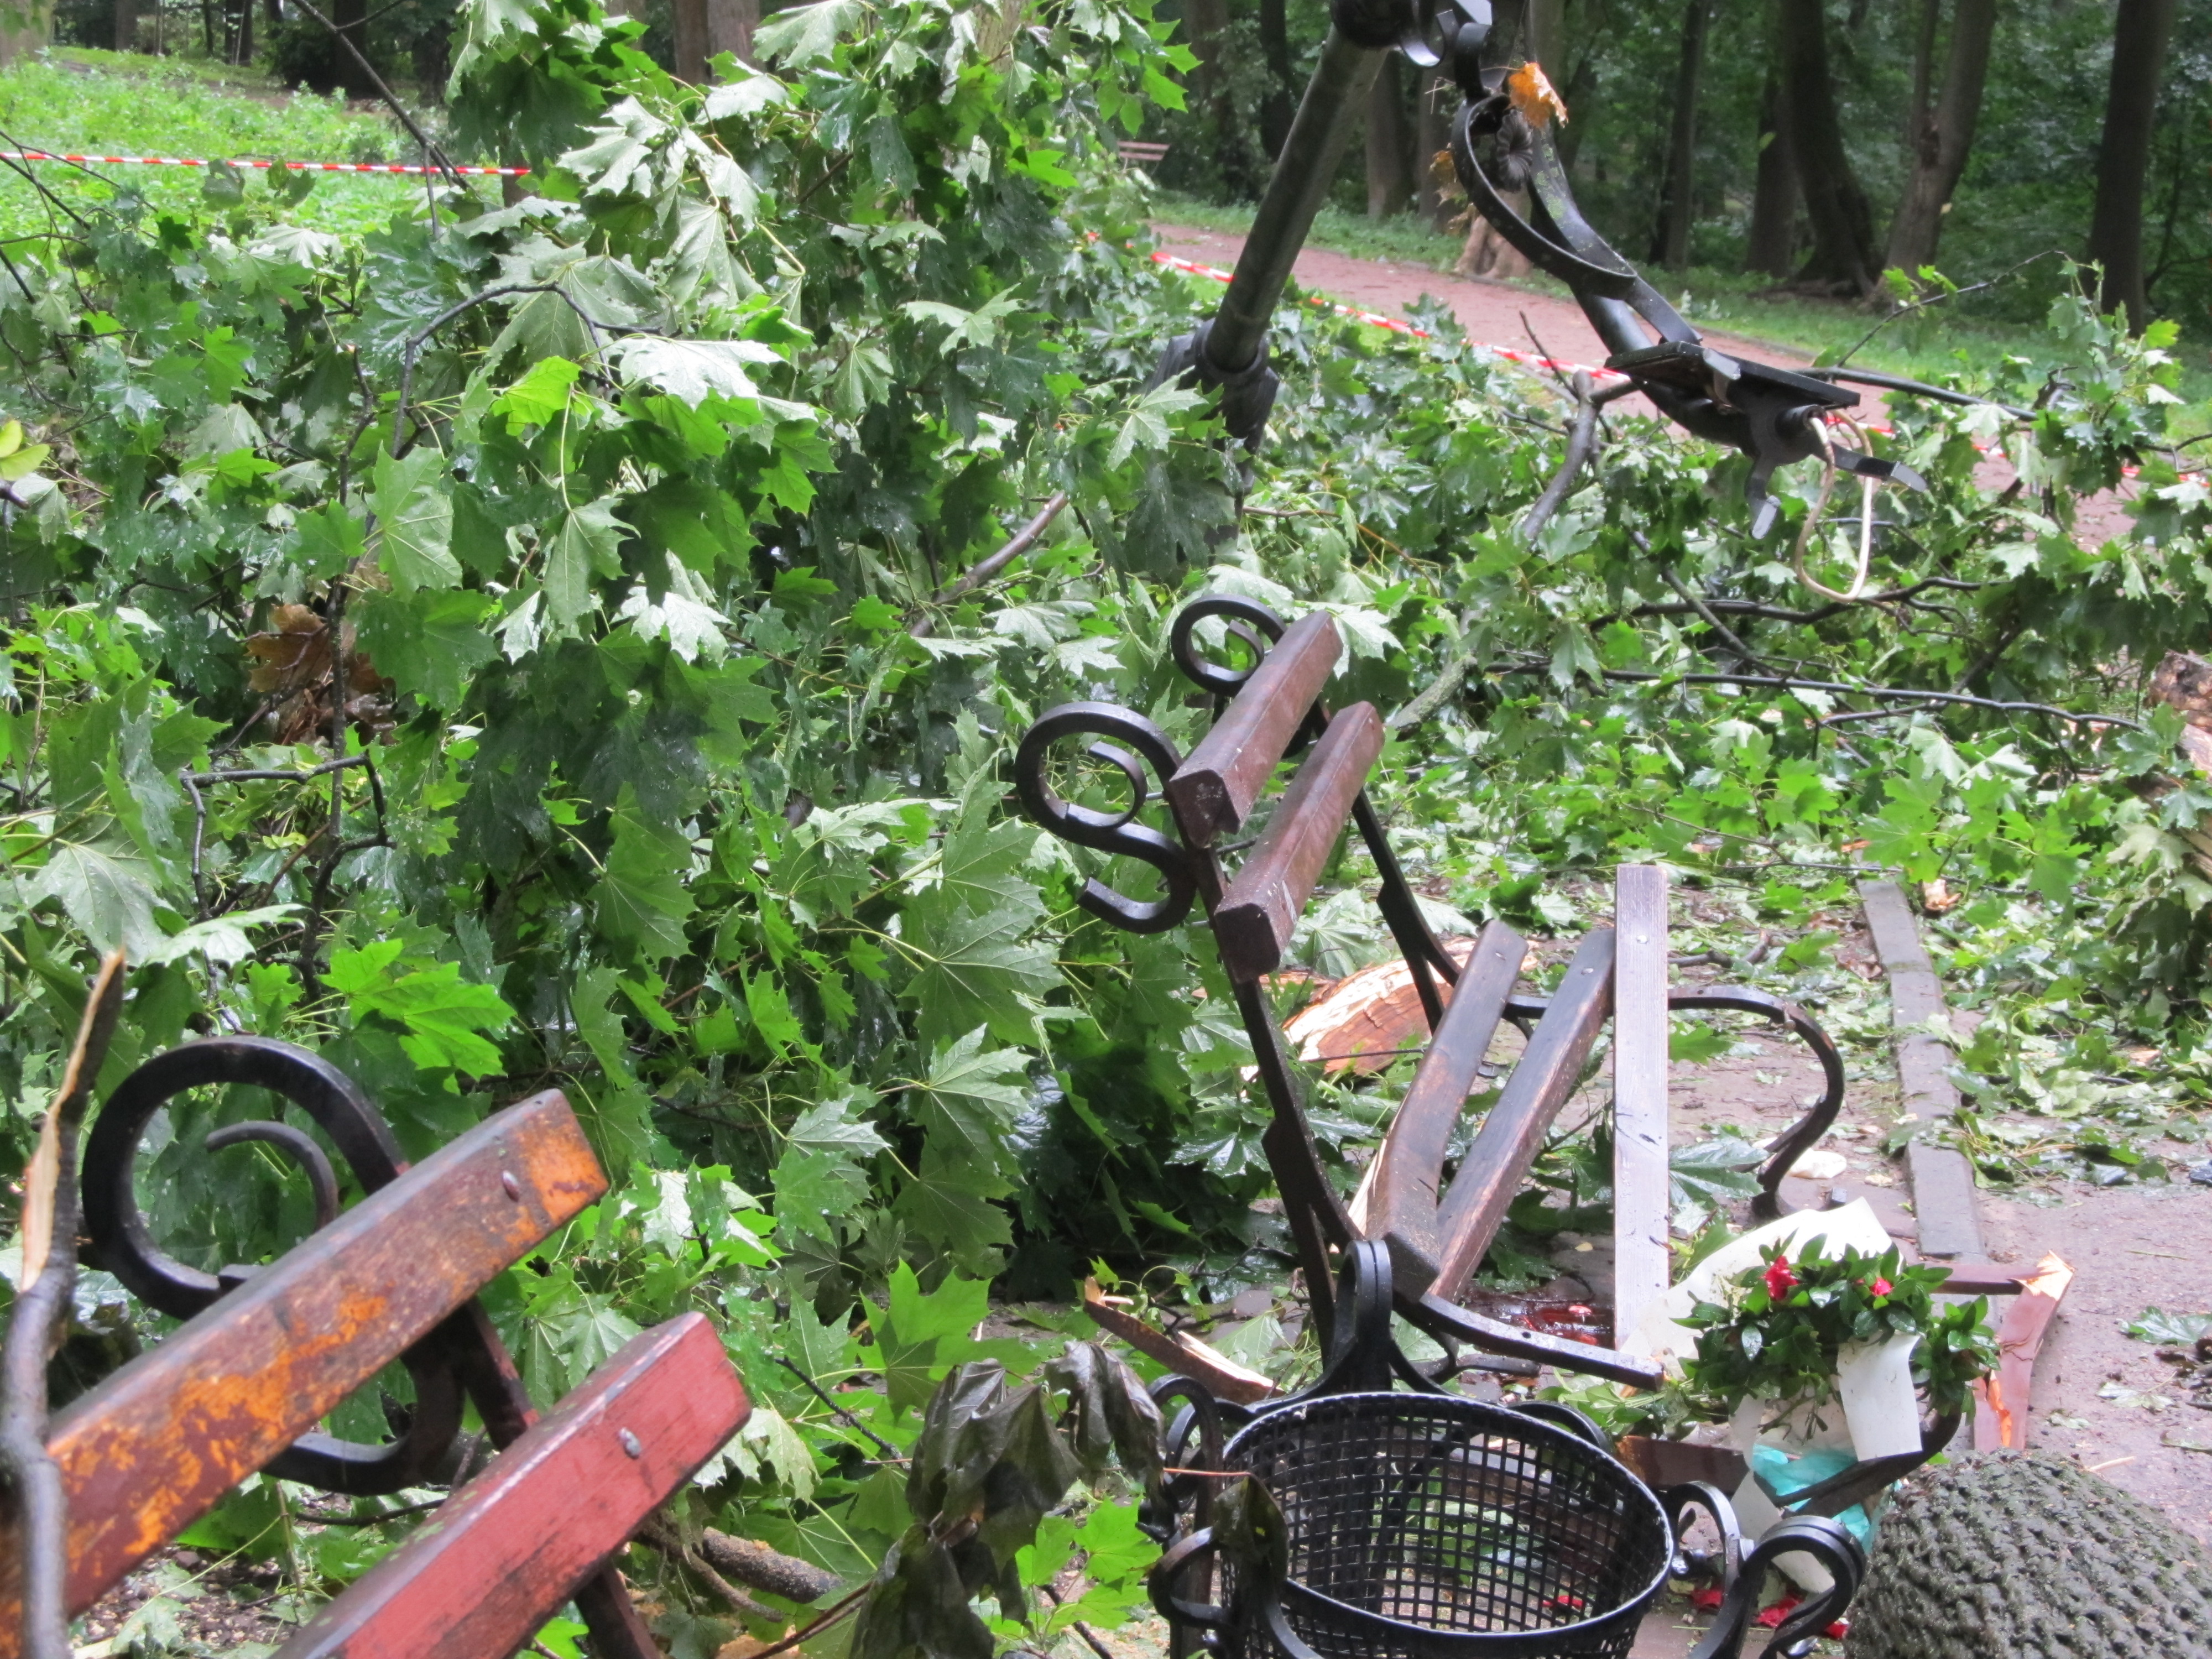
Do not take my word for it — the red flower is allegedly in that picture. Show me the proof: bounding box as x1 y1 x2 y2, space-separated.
1762 1256 1798 1297
1867 1277 1894 1298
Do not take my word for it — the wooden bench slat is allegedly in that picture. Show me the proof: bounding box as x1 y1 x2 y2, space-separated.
1428 927 1618 1299
275 1314 748 1659
1611 866 1671 1354
1365 918 1525 1281
0 1091 604 1642
1166 611 1341 847
1212 702 1384 978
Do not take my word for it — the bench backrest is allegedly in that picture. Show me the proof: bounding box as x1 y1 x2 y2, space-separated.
0 1057 748 1659
1018 597 1653 1375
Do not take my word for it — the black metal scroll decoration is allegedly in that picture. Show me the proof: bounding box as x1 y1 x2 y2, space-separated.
1435 2 1928 538
1170 593 1295 705
1668 988 1848 1215
81 1036 466 1494
1014 704 1196 935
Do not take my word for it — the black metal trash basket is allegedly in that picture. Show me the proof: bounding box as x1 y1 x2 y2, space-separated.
1218 1390 1672 1659
1147 1243 1863 1659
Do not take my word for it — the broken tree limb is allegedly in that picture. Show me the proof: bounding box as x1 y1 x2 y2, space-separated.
1079 1281 1276 1406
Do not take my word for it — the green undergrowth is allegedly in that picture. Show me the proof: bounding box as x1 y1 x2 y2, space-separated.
0 52 419 239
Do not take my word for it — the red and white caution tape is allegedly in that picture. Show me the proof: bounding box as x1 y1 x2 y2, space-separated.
0 149 528 176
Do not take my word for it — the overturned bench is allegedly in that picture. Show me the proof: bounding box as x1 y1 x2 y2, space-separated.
1017 594 1848 1386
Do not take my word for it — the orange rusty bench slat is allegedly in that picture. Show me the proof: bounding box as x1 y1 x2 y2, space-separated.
276 1313 749 1659
0 1089 604 1642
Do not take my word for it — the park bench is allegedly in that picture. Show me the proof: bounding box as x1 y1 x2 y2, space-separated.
1015 593 1848 1389
1116 140 1170 168
1 1033 749 1659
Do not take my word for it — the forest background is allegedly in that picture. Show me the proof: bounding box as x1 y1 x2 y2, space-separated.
0 0 2208 1653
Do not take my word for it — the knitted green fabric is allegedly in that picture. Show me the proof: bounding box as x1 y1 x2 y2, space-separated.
1846 1449 2212 1659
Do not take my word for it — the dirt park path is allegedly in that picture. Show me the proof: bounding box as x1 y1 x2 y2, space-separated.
1152 222 1811 392
1152 223 2138 547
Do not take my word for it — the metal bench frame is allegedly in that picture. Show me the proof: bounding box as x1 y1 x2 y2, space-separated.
1016 593 1845 1386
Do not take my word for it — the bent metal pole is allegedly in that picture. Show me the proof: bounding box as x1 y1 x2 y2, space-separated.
1157 0 1492 450
1203 27 1382 380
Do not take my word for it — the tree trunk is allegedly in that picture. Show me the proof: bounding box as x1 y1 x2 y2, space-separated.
672 0 707 82
1904 0 1937 157
233 0 252 65
706 0 755 66
1746 70 1799 277
1525 0 1565 67
1183 0 1257 196
2086 0 2178 332
1652 0 1709 269
330 0 374 96
112 0 135 51
1883 0 1995 278
1774 0 1879 294
1415 68 1452 230
0 0 50 65
1365 53 1413 217
1259 0 1295 160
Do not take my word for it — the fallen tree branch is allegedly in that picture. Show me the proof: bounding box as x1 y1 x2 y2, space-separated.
1650 542 1776 675
910 491 1071 639
1391 648 2147 734
0 952 126 1659
1517 372 1637 545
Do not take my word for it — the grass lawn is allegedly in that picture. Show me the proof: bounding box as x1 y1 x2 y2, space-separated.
1153 191 2212 416
0 50 439 241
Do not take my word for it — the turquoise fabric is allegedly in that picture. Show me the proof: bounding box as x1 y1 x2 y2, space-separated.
1750 1442 1874 1545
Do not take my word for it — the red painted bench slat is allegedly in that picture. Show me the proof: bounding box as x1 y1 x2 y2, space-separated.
276 1313 749 1659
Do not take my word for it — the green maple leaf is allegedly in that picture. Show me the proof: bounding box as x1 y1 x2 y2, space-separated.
544 497 629 630
771 1088 888 1243
557 97 668 198
370 447 460 593
753 0 864 66
492 355 580 430
905 1029 1027 1175
609 336 782 406
591 786 694 961
353 587 497 711
901 902 1058 1050
911 815 1047 929
25 838 165 957
894 1160 1014 1274
327 939 513 1077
